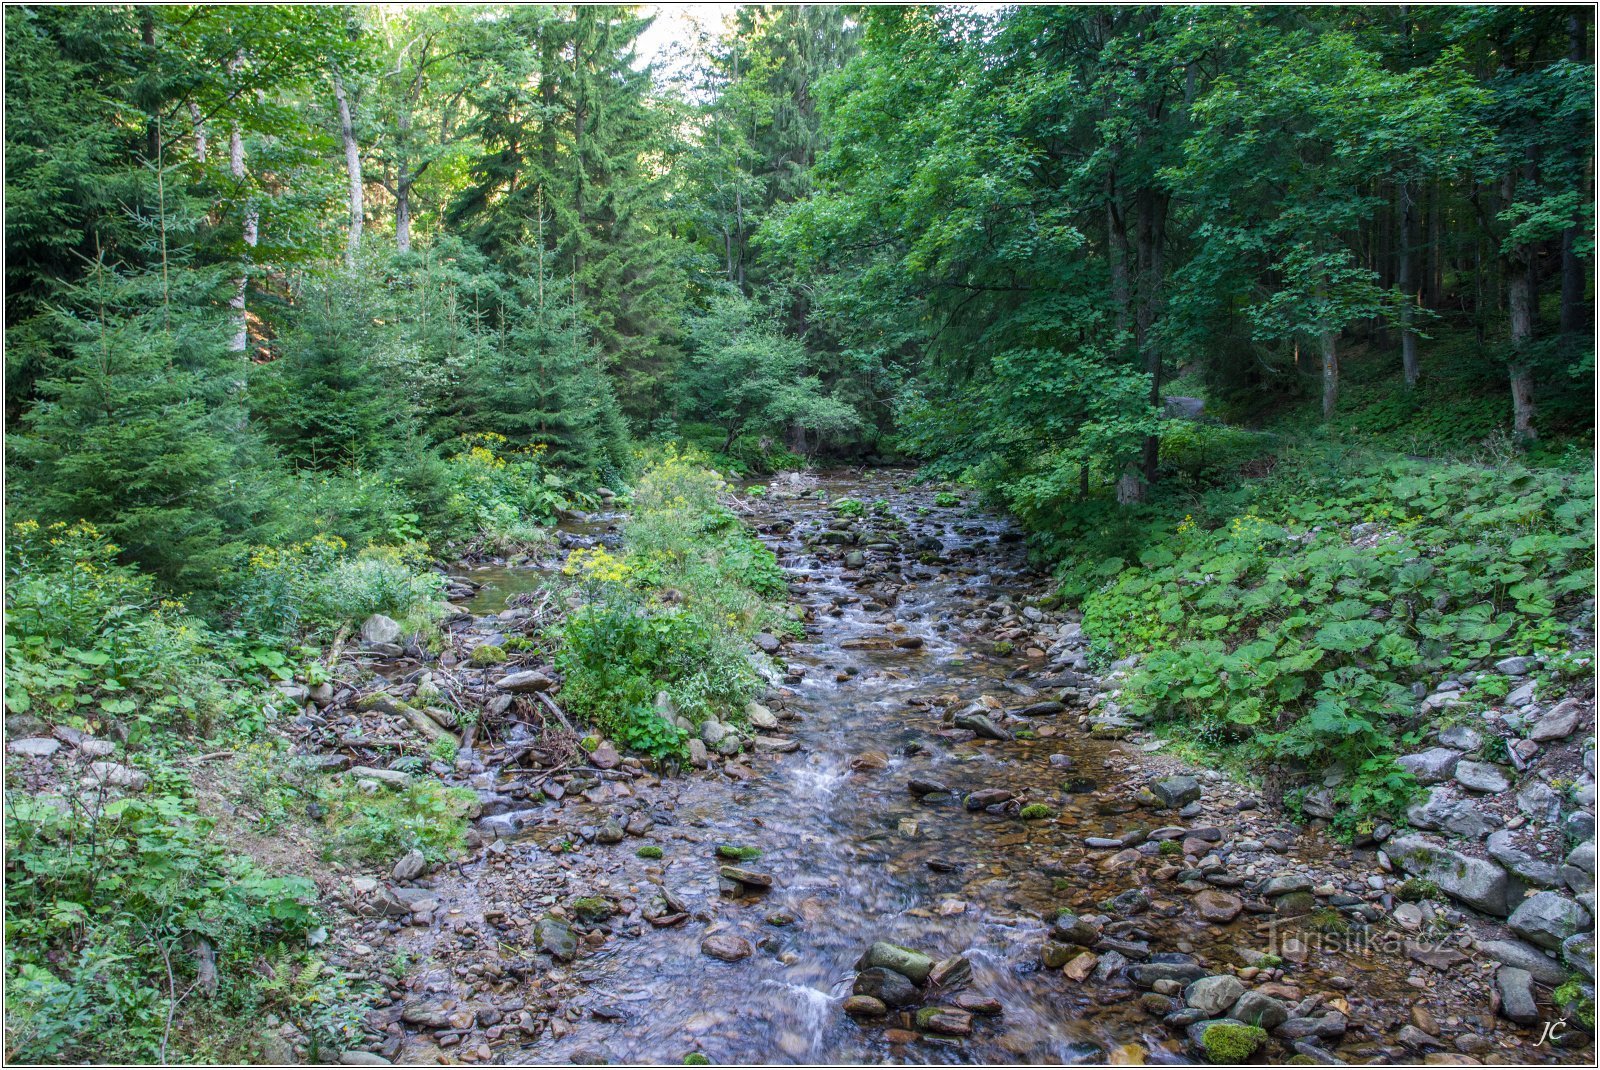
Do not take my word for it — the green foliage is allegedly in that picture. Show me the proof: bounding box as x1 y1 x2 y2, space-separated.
1396 877 1441 902
2 785 357 1063
4 520 267 741
1062 447 1592 829
319 777 476 865
232 536 443 643
832 497 866 517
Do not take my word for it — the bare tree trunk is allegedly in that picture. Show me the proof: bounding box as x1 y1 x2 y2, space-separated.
333 68 363 267
395 100 413 254
1107 187 1130 337
1426 181 1443 307
1560 11 1590 335
1398 181 1420 388
1135 190 1167 483
188 102 207 163
1507 266 1537 441
228 54 257 355
1320 327 1339 420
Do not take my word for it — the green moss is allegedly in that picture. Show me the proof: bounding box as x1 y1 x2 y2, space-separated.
1201 1022 1267 1063
1158 839 1182 856
683 1054 710 1066
716 844 762 861
570 896 612 923
1019 804 1055 820
1396 877 1440 902
1307 907 1351 933
636 845 664 859
468 644 506 666
991 640 1014 656
1553 977 1596 1029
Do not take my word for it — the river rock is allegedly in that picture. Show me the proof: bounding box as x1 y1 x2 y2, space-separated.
952 710 1011 740
1563 931 1596 981
1192 889 1244 924
745 702 780 731
1151 776 1200 808
700 720 728 746
536 916 579 962
1564 840 1596 893
1437 724 1483 752
1486 830 1561 886
701 933 754 962
1051 913 1101 946
1495 967 1540 1024
595 819 625 845
496 670 554 693
1454 760 1510 793
719 865 773 889
853 967 918 1008
1184 975 1245 1016
361 614 403 645
965 787 1014 811
914 1007 971 1036
1385 834 1511 915
1398 748 1460 784
754 633 781 655
1228 990 1289 1030
688 739 709 768
1406 788 1497 838
927 955 972 990
1517 781 1564 823
400 999 452 1029
842 995 886 1017
1128 959 1208 988
1476 938 1570 984
392 848 426 882
1507 891 1592 950
7 737 60 758
338 1052 393 1066
1529 699 1582 742
856 942 933 985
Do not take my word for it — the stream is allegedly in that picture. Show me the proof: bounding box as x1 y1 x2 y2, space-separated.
412 470 1571 1066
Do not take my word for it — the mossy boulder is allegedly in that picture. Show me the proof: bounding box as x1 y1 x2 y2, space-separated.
1201 1022 1267 1063
1019 803 1055 820
468 644 507 667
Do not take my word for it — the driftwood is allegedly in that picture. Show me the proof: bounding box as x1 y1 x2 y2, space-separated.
533 691 576 735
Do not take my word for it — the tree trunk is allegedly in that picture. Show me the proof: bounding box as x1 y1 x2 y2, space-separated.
1135 189 1167 483
228 53 257 355
1107 188 1130 337
1398 181 1420 388
395 98 413 254
1320 327 1339 420
1560 12 1589 334
1507 266 1537 440
188 102 207 163
1426 180 1442 307
333 68 363 267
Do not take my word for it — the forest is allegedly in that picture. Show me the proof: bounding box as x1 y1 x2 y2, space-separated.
3 4 1596 1066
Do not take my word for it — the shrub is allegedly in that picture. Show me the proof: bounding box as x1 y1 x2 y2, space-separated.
319 776 476 864
4 520 266 742
232 536 444 642
934 491 961 507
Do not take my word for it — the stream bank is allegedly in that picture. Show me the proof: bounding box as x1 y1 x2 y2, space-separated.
324 469 1590 1066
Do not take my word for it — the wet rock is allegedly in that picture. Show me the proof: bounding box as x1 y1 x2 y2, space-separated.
1395 1024 1441 1050
688 739 709 768
1192 889 1244 924
1050 913 1101 946
1453 760 1510 793
856 942 933 985
953 992 1001 1015
595 820 625 845
392 849 426 882
1508 891 1592 950
908 778 949 797
1228 990 1289 1031
745 702 780 731
1397 748 1460 784
1386 834 1511 915
1476 938 1569 985
853 967 919 1008
1063 952 1098 982
1529 699 1581 742
589 742 621 770
718 865 773 889
701 933 754 962
843 995 886 1017
494 669 554 693
1260 874 1313 897
536 916 578 962
700 720 728 747
1275 1013 1347 1041
1151 776 1201 808
754 633 781 655
400 1000 451 1029
927 955 972 990
914 1007 972 1036
1495 967 1540 1024
964 788 1014 811
1128 959 1209 988
1184 975 1246 1016
953 710 1011 740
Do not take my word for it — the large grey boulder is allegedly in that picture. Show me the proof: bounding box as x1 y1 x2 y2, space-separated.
361 614 403 645
1529 699 1582 742
1184 975 1245 1016
1151 775 1201 808
1476 938 1569 985
1563 841 1596 893
1563 931 1596 982
1508 891 1592 950
1495 967 1540 1024
1386 834 1511 915
1398 748 1461 784
1406 788 1498 839
1454 760 1511 793
1517 782 1564 823
1437 724 1483 752
1486 830 1562 887
1229 990 1290 1031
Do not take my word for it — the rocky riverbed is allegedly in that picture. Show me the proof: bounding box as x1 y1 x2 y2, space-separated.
305 470 1594 1065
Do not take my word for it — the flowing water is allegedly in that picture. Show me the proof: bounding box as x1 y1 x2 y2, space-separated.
453 471 1560 1066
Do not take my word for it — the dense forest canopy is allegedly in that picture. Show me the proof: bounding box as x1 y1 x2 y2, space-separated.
5 3 1593 588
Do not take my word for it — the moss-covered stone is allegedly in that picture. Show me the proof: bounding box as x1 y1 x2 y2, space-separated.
636 845 664 860
570 896 612 923
1019 804 1055 820
1201 1023 1267 1064
468 644 506 667
683 1054 710 1065
716 844 762 861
